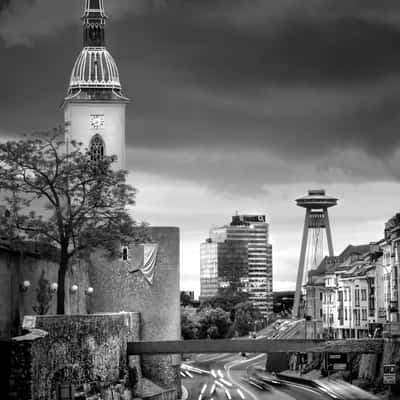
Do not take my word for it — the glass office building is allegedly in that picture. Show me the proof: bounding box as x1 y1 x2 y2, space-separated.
200 215 273 316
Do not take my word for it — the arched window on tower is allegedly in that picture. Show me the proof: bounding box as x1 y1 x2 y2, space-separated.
90 134 105 162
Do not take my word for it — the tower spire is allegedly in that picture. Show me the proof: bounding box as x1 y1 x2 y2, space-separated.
82 0 107 47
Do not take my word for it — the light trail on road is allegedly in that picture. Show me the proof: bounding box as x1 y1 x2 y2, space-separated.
224 355 262 400
181 319 336 400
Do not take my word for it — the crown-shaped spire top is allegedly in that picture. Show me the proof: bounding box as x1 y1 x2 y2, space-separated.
82 0 107 47
83 0 106 19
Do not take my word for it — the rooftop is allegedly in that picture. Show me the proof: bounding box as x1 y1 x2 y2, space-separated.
308 244 370 278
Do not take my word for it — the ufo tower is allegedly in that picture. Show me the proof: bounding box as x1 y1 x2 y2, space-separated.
293 189 338 318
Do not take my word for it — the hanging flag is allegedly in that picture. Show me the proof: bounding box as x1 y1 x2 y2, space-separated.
127 243 159 285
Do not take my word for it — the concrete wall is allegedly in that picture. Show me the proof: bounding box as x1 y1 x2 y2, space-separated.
0 245 60 339
88 227 181 391
0 243 90 339
3 227 181 395
88 227 180 341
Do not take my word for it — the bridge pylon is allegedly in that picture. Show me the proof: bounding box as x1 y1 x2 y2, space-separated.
293 189 338 318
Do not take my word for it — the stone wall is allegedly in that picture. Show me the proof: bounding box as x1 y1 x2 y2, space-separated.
0 340 11 398
9 313 140 400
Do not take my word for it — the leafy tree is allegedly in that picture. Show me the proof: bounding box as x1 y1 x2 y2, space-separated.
201 290 249 320
197 307 232 339
180 292 193 307
0 130 139 314
181 309 200 339
231 301 263 336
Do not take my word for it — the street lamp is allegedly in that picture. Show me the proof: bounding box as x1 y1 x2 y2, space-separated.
20 280 31 292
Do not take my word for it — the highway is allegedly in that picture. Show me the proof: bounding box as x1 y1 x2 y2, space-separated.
181 319 331 400
181 319 379 400
182 352 333 400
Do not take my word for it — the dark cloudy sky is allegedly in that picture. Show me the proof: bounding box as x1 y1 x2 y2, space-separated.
1 0 400 295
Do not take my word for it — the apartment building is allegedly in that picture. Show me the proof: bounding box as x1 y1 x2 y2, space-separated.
305 243 390 339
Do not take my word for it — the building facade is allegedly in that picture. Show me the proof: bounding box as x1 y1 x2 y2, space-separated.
304 212 400 339
200 214 273 316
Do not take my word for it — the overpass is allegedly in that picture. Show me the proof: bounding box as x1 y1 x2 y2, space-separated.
128 338 384 355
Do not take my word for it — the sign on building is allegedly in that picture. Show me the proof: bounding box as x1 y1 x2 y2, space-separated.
383 364 397 385
326 353 347 371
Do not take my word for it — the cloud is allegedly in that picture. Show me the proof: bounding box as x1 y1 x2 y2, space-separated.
126 144 400 194
0 0 166 46
2 1 400 166
132 170 400 296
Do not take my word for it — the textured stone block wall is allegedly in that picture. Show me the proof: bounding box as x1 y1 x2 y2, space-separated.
0 340 11 398
9 313 140 400
8 338 33 400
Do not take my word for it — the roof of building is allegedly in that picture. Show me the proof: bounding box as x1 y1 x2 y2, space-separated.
307 243 370 281
65 0 128 100
68 47 121 91
385 213 400 240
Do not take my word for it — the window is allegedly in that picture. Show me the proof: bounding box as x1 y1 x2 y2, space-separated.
344 290 347 301
355 289 360 307
320 292 323 301
338 308 344 325
121 245 129 261
90 134 105 162
355 310 360 326
362 309 367 321
320 309 323 318
368 278 375 317
345 308 348 321
338 291 343 302
361 289 367 301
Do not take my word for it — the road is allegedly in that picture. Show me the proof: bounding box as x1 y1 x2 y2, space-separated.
181 319 333 400
182 352 331 400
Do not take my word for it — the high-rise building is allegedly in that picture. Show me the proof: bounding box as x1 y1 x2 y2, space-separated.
200 214 273 316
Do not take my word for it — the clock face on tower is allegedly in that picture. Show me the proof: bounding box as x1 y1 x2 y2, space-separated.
90 114 105 130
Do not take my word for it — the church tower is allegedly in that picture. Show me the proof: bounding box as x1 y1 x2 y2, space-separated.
63 0 128 170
